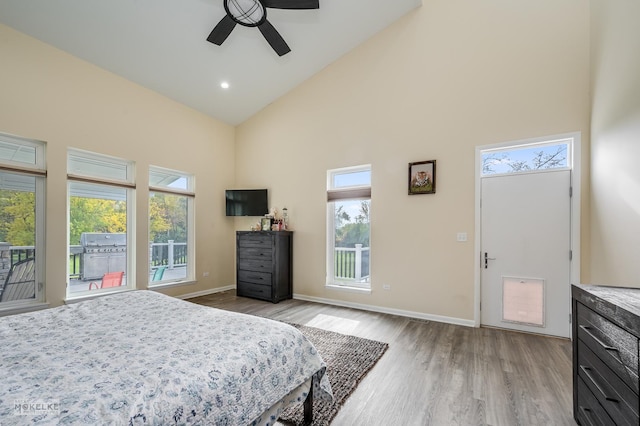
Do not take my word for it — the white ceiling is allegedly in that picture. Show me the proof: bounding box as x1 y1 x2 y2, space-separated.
0 0 422 125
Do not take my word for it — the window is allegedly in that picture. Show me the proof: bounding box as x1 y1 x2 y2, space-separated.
67 149 135 298
481 139 572 176
0 133 46 309
148 166 195 287
327 165 371 290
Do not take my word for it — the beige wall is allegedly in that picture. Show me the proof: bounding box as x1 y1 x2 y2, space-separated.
0 24 237 306
589 0 640 286
1 0 596 321
236 0 591 321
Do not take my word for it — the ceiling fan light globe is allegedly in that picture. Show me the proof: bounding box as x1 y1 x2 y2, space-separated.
225 0 266 27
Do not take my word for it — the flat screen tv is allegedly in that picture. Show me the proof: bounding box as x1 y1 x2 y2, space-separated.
225 189 268 216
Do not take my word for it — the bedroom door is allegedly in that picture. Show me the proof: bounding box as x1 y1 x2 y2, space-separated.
480 169 571 338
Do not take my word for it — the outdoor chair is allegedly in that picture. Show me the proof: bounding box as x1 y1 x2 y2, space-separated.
0 257 36 302
89 271 124 290
152 266 166 282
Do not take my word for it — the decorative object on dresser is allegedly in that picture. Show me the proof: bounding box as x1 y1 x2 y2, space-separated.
571 284 640 425
236 231 293 303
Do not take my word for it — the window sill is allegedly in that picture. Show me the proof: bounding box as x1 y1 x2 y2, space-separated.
148 280 196 291
65 288 135 304
0 301 50 317
325 283 371 295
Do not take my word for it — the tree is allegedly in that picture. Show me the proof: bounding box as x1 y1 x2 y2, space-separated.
69 197 126 244
149 193 187 243
0 191 35 245
483 145 567 174
337 200 370 247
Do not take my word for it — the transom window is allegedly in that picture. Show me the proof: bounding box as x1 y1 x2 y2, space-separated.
327 165 371 290
148 166 195 287
0 133 46 310
481 139 572 176
67 149 135 298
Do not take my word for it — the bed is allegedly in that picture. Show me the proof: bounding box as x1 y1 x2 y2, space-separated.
0 290 332 425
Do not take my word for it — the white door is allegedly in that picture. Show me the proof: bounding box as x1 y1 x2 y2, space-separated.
480 170 571 337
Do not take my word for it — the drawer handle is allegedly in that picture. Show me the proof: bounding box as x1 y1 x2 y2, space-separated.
247 275 264 281
578 406 596 426
580 365 620 403
579 325 618 352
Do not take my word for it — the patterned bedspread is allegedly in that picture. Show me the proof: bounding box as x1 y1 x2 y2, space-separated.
0 291 332 425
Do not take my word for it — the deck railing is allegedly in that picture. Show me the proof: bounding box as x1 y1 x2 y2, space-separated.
6 242 362 282
150 241 187 270
2 242 187 281
334 244 370 282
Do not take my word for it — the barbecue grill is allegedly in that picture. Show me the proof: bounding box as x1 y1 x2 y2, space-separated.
80 233 126 280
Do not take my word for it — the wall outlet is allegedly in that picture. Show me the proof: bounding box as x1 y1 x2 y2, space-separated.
383 284 391 290
203 272 210 277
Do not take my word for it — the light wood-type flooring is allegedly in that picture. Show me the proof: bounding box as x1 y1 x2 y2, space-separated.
188 290 576 426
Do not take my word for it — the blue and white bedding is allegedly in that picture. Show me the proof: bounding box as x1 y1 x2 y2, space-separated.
0 290 332 425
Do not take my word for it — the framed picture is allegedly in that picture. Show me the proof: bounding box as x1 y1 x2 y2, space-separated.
261 217 272 231
408 160 436 195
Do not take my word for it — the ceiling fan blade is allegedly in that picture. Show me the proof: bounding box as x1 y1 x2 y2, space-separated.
258 20 291 56
261 0 319 10
207 15 237 45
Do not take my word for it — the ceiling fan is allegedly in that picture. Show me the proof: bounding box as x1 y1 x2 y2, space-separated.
207 0 319 56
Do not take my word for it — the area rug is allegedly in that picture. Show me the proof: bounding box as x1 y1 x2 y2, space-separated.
279 324 389 426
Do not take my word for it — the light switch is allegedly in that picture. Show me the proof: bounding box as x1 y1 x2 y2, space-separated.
457 232 468 242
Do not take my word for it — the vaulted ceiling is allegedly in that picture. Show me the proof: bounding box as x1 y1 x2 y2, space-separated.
0 0 422 125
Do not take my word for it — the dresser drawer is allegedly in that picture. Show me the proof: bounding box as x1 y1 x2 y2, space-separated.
577 339 639 425
238 258 272 273
238 247 273 261
238 269 271 286
237 281 271 300
577 302 639 393
576 375 615 426
238 234 272 249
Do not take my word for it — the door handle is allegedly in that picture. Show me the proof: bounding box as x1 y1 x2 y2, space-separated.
484 252 496 269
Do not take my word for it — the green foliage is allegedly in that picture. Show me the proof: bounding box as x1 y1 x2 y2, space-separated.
149 193 187 243
0 188 187 249
337 222 370 247
0 190 35 245
69 197 126 244
335 200 370 248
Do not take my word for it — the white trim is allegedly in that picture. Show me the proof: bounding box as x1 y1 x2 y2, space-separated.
0 302 50 317
171 285 236 300
325 284 372 295
474 131 581 327
0 131 47 170
147 279 197 291
65 288 136 304
293 293 475 328
326 164 372 290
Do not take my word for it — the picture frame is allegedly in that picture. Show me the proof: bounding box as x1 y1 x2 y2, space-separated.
408 160 436 195
261 217 272 231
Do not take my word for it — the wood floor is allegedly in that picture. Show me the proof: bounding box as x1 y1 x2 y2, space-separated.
188 290 576 426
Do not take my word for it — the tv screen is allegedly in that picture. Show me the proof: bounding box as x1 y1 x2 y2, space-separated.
225 189 268 216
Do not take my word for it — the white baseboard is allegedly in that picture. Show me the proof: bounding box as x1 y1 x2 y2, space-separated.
293 293 476 328
176 285 236 300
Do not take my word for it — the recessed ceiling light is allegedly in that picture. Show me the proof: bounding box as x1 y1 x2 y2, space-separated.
220 81 230 89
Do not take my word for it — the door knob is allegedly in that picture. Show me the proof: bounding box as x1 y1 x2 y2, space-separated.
484 252 496 269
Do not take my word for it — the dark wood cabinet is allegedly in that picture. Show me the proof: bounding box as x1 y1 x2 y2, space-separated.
572 284 640 426
236 231 292 303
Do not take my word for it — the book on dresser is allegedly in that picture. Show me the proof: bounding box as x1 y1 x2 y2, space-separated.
236 231 293 303
571 284 640 426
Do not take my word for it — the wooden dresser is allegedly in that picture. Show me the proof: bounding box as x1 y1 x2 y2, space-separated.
572 284 640 425
236 231 292 303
